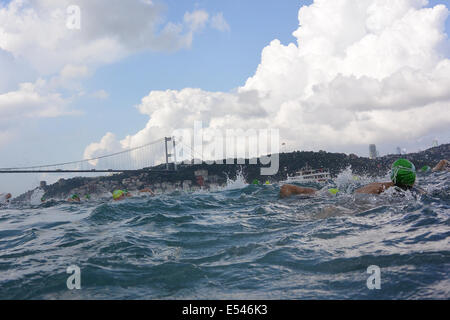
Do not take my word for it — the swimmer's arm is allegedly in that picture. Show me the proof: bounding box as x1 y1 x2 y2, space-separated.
140 188 155 195
432 159 449 172
280 184 318 198
355 182 394 195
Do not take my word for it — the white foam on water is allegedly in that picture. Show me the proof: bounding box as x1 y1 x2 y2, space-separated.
220 168 249 191
30 188 45 206
381 186 416 201
420 172 449 194
333 166 388 194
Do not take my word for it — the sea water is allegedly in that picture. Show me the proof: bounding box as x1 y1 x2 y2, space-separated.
0 170 448 299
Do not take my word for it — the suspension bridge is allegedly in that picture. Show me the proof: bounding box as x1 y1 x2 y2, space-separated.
0 137 184 174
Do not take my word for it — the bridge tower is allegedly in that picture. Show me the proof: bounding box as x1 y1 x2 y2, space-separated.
165 137 177 171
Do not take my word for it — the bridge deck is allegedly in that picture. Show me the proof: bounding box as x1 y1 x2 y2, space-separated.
0 170 175 174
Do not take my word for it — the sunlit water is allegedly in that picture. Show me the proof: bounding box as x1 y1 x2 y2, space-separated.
0 170 449 299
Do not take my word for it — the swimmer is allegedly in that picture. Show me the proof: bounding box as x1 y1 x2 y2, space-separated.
420 166 431 173
432 159 449 172
280 159 424 198
67 194 81 202
0 193 12 204
139 188 155 196
279 185 318 198
113 190 131 201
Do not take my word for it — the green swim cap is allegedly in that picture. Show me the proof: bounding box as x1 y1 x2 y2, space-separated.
391 159 416 187
421 165 431 173
72 194 80 200
113 190 124 200
252 179 260 185
328 188 339 195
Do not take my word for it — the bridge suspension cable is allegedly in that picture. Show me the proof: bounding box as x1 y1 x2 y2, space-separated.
0 137 176 173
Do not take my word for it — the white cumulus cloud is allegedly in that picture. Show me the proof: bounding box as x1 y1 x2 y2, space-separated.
0 0 221 148
83 132 124 166
85 0 450 159
0 80 72 120
0 0 213 75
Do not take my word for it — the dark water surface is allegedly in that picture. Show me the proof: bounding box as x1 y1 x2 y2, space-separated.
0 171 449 299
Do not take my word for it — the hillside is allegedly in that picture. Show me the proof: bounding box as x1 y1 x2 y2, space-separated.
14 143 449 201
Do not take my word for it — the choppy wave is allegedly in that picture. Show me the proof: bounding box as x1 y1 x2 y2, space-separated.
0 170 449 299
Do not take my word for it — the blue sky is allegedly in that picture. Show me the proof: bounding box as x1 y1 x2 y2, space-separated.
0 0 449 195
2 0 310 166
81 1 309 134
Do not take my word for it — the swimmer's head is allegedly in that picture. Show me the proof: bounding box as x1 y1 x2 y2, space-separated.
391 159 416 189
328 188 339 195
71 194 80 201
6 193 12 200
113 190 124 200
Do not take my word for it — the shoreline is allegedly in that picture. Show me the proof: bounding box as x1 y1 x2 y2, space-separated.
12 144 449 203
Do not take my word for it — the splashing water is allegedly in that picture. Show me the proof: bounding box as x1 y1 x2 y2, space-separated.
333 166 382 194
220 168 249 191
30 188 45 206
0 168 448 300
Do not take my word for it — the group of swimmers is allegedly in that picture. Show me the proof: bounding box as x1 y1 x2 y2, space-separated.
113 188 155 201
1 160 448 205
280 159 449 198
62 158 448 202
252 179 271 185
65 187 155 202
66 194 90 202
